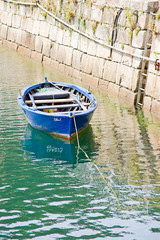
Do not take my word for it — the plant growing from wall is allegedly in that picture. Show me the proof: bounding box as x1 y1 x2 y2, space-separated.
156 10 160 21
41 11 47 18
135 26 141 36
64 3 75 22
121 43 125 50
92 20 98 34
86 0 92 7
150 17 158 36
127 28 133 42
107 35 111 44
125 8 138 42
81 18 86 30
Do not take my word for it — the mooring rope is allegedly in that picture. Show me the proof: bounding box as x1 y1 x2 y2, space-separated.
73 114 122 213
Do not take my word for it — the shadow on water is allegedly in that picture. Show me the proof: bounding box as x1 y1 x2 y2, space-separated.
21 124 99 168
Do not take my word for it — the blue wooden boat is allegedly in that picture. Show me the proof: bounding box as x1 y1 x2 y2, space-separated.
18 78 97 139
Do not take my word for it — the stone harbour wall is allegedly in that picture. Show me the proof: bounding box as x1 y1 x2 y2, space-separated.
0 0 160 115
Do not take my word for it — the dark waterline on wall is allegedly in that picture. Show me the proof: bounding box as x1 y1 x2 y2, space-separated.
0 46 160 239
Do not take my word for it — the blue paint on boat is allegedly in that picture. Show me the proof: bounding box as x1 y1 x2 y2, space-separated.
18 81 97 139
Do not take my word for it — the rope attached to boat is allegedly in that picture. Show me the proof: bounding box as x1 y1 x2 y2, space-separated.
72 114 122 213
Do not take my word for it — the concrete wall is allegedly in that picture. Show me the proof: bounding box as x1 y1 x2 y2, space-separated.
0 0 160 113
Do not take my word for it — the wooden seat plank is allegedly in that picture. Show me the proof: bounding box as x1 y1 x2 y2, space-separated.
25 97 75 105
36 103 90 110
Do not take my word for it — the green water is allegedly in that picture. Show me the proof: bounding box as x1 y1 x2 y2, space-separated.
0 45 160 239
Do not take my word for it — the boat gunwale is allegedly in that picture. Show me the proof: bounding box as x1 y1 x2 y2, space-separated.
18 82 97 117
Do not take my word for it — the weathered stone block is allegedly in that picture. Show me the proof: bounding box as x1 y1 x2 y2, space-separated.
31 51 42 62
57 45 66 63
50 42 59 61
58 63 65 73
19 5 26 16
32 7 41 20
26 18 33 34
151 99 160 118
132 49 144 69
103 61 117 83
12 15 21 29
143 96 152 111
0 1 4 10
72 69 81 80
3 40 18 51
64 46 73 66
63 30 71 46
21 17 27 31
103 7 114 25
81 54 93 74
21 31 35 50
42 37 51 57
56 28 63 44
91 6 102 22
95 24 107 41
148 52 158 74
96 44 110 59
81 72 99 88
78 35 88 53
32 20 40 35
39 21 50 38
50 25 58 42
43 56 51 66
145 72 155 97
7 27 16 42
117 27 130 45
64 65 73 77
15 28 22 45
87 41 96 56
86 20 94 37
83 4 91 20
71 31 79 49
119 87 136 105
7 13 12 27
1 11 8 24
25 6 33 18
50 59 59 70
138 12 149 30
151 35 160 54
0 24 8 39
92 57 104 78
117 64 133 90
108 82 120 97
18 46 31 58
132 30 147 49
35 35 43 53
152 75 160 100
98 79 109 93
122 45 133 66
132 69 140 92
72 49 82 70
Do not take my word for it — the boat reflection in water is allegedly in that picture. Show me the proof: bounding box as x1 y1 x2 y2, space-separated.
22 124 99 167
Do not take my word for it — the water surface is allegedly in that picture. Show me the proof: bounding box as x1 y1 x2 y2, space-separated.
0 46 160 239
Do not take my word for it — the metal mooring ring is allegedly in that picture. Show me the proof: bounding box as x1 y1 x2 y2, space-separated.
155 59 160 71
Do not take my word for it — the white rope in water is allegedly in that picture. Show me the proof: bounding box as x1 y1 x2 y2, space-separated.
72 114 123 213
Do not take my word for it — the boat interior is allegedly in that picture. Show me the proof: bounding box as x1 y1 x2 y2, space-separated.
24 83 91 113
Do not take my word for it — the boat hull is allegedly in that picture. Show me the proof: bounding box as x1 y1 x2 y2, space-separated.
18 81 97 139
21 105 94 139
